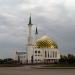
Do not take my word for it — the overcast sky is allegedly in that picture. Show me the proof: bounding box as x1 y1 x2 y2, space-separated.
0 0 75 58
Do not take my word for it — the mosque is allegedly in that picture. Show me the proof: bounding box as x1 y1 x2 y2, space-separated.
16 15 60 64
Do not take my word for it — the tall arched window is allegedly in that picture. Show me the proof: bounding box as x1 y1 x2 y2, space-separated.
53 51 54 58
55 51 57 58
48 51 49 58
45 51 47 58
50 51 52 58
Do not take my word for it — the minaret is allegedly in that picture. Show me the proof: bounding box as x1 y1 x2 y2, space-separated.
27 14 33 63
28 14 33 45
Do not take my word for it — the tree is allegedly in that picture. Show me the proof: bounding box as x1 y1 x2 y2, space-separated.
59 54 75 64
67 54 75 64
59 55 68 64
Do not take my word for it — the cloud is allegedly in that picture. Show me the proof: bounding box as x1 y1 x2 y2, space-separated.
65 0 75 10
0 0 75 58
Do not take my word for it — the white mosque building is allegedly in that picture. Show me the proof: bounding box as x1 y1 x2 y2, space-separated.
16 15 60 64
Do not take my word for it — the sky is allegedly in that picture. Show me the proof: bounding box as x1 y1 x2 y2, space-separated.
0 0 75 58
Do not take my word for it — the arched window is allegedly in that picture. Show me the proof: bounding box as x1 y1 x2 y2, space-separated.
35 59 37 61
50 51 52 58
55 51 57 58
53 51 54 58
48 51 49 58
35 51 37 53
45 51 47 57
38 51 40 53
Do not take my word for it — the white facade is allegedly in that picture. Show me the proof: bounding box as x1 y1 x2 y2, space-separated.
16 52 27 64
16 48 60 64
27 48 60 64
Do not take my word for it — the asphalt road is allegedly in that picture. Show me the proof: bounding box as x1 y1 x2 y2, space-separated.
0 66 75 75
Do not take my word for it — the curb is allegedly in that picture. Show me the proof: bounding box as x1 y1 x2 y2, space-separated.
32 67 75 69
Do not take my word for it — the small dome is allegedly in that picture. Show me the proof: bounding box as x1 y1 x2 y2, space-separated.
35 35 58 49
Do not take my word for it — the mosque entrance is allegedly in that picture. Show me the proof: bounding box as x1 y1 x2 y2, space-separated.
31 55 33 64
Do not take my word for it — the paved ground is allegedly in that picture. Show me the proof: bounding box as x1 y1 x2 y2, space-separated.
0 65 75 75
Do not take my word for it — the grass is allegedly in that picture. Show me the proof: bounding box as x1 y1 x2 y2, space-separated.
45 64 75 67
0 64 25 67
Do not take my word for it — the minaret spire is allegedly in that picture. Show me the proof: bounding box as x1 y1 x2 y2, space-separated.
35 27 38 35
35 27 38 45
28 13 33 25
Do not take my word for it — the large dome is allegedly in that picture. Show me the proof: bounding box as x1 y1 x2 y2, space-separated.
35 35 58 49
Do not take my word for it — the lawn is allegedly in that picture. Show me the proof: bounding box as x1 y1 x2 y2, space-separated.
45 64 75 67
0 64 25 67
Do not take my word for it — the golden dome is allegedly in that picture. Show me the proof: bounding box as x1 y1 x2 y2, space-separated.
35 35 58 49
